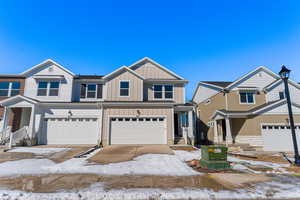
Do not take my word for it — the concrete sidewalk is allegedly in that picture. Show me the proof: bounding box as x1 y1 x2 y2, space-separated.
88 145 174 164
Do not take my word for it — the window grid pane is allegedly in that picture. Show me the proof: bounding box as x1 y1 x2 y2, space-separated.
49 89 59 96
11 82 20 89
240 93 247 103
10 90 20 96
37 89 47 96
247 93 254 103
50 82 59 89
120 88 129 96
0 90 9 96
0 82 9 89
38 82 48 89
120 81 129 89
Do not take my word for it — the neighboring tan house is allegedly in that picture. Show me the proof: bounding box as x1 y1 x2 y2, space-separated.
0 75 25 132
192 66 300 151
0 57 194 146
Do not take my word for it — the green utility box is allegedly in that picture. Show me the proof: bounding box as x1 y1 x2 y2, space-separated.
200 145 230 170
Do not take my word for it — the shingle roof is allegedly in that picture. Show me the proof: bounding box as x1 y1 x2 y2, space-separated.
75 75 104 79
202 81 232 88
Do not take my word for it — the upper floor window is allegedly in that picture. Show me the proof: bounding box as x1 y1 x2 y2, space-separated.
154 85 173 99
120 81 129 96
37 81 60 96
0 82 21 97
80 84 103 99
240 91 255 104
279 91 285 100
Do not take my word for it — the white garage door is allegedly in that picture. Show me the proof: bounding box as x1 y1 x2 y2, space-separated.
110 117 167 145
261 124 300 151
44 118 99 145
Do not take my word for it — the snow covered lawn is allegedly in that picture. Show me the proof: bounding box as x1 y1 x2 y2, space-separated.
8 147 70 156
0 149 201 177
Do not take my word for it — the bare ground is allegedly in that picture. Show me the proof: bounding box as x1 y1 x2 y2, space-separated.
88 145 174 164
0 173 270 193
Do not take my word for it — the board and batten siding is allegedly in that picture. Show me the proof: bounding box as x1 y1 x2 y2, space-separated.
132 61 177 79
101 107 174 146
105 70 143 101
145 83 185 104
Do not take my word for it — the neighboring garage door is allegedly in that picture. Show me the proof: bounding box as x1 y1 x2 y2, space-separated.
44 118 99 145
261 124 300 151
110 117 167 145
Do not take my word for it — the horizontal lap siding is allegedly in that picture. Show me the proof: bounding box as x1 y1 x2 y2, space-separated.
232 115 300 137
102 107 174 146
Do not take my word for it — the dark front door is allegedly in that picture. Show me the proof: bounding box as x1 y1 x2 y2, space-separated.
174 113 179 137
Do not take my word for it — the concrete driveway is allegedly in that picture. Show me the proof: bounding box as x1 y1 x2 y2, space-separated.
88 145 174 164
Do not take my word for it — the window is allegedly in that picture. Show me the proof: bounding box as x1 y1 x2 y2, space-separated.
0 82 21 97
10 82 21 96
87 84 96 98
279 91 285 100
37 81 60 96
154 85 173 99
80 84 103 99
49 82 59 96
154 85 163 99
164 85 173 99
120 81 129 96
0 82 10 96
240 92 255 104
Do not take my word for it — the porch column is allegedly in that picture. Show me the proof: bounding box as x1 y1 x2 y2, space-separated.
187 110 194 145
1 107 10 131
28 105 36 139
213 120 219 144
225 117 233 145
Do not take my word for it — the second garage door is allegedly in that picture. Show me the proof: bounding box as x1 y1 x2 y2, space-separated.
110 117 167 145
44 118 99 145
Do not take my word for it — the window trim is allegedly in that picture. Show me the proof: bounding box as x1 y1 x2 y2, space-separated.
80 83 103 99
0 81 21 97
153 84 174 100
37 81 60 97
239 91 256 104
119 80 130 97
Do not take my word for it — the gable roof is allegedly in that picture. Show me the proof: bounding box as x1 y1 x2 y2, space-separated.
103 66 145 80
264 78 300 92
224 66 279 90
129 57 184 80
202 81 232 88
211 99 300 119
21 59 75 77
0 95 39 106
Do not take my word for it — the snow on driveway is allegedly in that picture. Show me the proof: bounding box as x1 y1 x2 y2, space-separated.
0 149 200 177
8 147 70 155
1 175 300 200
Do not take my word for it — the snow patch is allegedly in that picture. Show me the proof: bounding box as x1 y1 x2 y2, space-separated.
8 147 70 155
174 150 201 161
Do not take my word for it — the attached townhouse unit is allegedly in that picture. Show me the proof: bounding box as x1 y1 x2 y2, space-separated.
193 66 300 151
0 57 195 147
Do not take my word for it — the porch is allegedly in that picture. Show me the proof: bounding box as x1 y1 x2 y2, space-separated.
0 95 39 147
211 110 248 146
174 105 195 145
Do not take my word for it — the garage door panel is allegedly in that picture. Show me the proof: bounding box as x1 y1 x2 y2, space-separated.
110 117 166 145
45 118 99 145
262 124 300 151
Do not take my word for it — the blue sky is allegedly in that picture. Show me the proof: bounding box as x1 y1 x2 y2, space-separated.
0 0 300 100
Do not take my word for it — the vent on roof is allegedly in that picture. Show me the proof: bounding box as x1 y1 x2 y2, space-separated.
48 66 54 72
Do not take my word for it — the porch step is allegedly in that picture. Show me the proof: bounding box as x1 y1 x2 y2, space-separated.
174 137 186 145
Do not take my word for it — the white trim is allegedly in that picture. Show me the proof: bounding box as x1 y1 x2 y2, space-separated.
264 78 300 92
103 66 145 80
21 59 75 76
119 80 130 97
153 84 174 100
239 91 256 105
36 80 61 97
79 83 103 100
225 66 280 90
128 57 184 80
107 114 168 145
0 95 38 106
